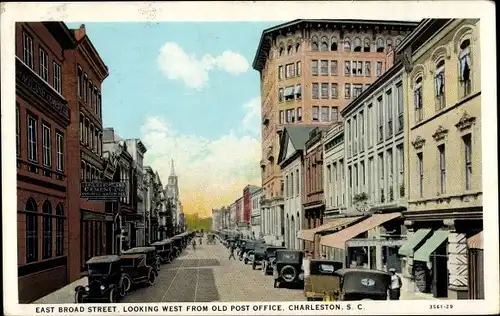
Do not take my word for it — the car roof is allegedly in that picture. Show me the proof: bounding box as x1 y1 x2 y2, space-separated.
335 268 390 276
121 253 145 259
86 255 121 264
122 246 156 253
151 239 172 245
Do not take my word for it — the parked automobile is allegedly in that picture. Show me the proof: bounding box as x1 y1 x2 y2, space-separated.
120 254 157 292
334 268 391 301
122 246 160 272
239 240 260 264
151 239 175 263
304 260 343 301
262 246 286 275
74 255 127 303
272 250 304 288
251 243 268 270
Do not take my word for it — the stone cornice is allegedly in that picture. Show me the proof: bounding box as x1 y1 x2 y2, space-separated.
411 136 426 150
432 125 449 142
455 111 476 132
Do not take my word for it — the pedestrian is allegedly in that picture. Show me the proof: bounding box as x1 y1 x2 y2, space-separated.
228 243 236 260
192 238 197 251
389 268 402 300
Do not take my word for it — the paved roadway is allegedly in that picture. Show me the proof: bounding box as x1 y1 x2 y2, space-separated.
122 238 305 302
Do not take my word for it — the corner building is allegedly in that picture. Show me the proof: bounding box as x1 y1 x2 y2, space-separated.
397 19 482 299
63 24 110 279
16 22 76 303
252 19 417 248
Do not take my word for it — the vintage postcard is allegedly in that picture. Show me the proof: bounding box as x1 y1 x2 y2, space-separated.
1 1 498 315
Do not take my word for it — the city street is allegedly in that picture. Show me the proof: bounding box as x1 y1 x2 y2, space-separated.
122 238 305 302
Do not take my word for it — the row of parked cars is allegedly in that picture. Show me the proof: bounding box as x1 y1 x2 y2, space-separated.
74 231 196 303
216 232 393 301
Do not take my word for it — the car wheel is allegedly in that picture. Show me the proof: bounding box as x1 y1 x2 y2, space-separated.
109 288 117 303
148 269 156 286
122 274 132 292
74 290 84 303
156 260 161 271
273 280 279 288
280 265 297 282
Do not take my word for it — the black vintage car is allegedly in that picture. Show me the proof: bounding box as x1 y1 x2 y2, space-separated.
335 268 391 301
120 254 157 292
251 243 268 270
262 246 286 275
122 246 160 272
304 260 344 301
151 239 175 263
239 240 260 264
272 250 304 288
171 235 184 255
75 255 127 303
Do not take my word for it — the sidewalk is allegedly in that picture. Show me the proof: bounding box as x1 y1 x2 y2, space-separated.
33 277 88 304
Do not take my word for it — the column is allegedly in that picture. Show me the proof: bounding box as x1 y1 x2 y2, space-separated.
446 220 468 299
375 227 383 270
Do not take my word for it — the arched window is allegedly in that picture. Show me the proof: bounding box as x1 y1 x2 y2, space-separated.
56 203 64 256
353 37 362 52
363 38 371 52
387 39 393 50
330 37 338 51
287 45 292 55
459 39 472 96
435 60 446 110
320 36 328 51
376 38 385 52
81 161 85 180
42 200 53 259
295 42 300 53
344 38 351 52
414 77 423 122
25 198 38 263
311 37 319 51
395 38 402 48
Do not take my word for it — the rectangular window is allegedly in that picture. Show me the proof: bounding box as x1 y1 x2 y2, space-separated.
78 67 83 98
397 145 404 197
331 83 338 99
285 63 295 78
39 48 49 82
396 83 403 132
414 79 423 122
464 134 472 190
387 149 393 200
98 94 102 118
88 81 94 109
42 124 51 167
438 144 446 194
459 45 472 97
367 104 372 147
377 97 383 142
23 32 34 69
321 83 329 99
296 61 301 76
27 115 38 162
83 74 88 103
278 88 284 102
386 89 393 137
344 61 351 76
85 118 89 145
353 84 363 99
365 61 371 76
356 61 363 76
321 106 329 122
93 129 98 152
297 107 303 122
312 106 319 122
312 83 319 99
16 105 20 157
359 110 364 151
345 84 351 99
56 132 64 172
311 60 318 76
376 62 383 76
435 64 446 110
94 88 99 113
53 62 62 93
295 84 302 99
330 60 338 75
90 124 94 150
379 153 385 202
320 60 329 75
279 110 284 124
278 66 283 80
346 121 351 157
331 107 339 122
417 152 424 197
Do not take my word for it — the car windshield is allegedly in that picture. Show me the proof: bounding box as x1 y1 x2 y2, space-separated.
319 264 335 273
280 252 299 260
88 263 111 275
121 258 135 267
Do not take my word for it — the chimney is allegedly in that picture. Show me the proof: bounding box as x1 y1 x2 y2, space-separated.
73 24 86 41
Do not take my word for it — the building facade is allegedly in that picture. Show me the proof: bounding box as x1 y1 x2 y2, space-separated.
16 22 76 303
250 189 263 239
143 166 161 244
323 122 346 217
211 208 222 231
398 19 482 299
125 139 147 246
253 19 417 255
229 202 237 230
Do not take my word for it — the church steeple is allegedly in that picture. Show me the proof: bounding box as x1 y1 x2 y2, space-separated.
170 159 176 177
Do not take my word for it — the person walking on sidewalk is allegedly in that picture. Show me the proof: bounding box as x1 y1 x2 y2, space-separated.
389 268 402 300
228 243 236 260
192 238 197 251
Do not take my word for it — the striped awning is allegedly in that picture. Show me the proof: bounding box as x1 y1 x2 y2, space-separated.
320 212 401 249
284 86 295 97
467 231 483 249
298 216 362 242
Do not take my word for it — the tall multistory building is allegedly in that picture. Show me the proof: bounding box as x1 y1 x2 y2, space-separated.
165 160 181 232
252 19 417 245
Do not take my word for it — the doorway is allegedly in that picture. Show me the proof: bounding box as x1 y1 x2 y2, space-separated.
431 242 448 298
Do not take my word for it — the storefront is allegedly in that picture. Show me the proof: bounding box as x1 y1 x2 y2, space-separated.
467 231 484 299
80 210 109 272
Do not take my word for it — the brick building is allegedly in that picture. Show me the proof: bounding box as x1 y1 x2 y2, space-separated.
63 24 110 278
16 22 76 303
243 185 261 228
252 20 417 249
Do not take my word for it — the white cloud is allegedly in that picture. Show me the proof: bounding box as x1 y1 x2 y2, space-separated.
240 96 261 136
157 42 249 90
140 106 261 217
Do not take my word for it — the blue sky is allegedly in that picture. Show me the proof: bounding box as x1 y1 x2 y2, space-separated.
66 22 282 217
